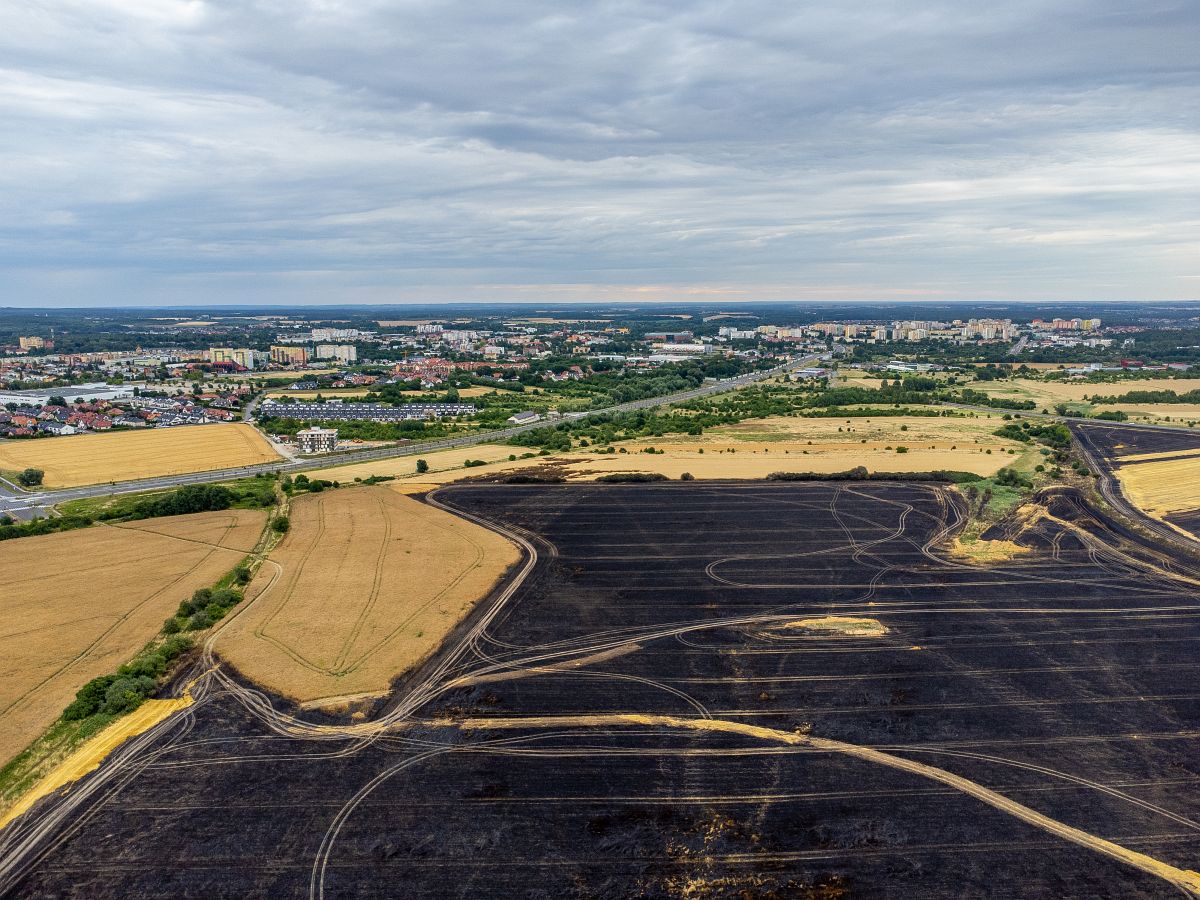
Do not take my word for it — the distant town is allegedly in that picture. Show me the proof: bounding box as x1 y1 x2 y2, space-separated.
0 307 1178 452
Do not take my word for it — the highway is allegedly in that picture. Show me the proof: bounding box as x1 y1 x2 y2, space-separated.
0 353 822 519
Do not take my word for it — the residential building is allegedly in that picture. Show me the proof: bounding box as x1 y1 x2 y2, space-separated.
295 426 338 453
314 344 358 363
271 345 309 366
207 347 258 369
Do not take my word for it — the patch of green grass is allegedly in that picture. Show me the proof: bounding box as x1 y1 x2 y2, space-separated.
0 713 117 813
57 475 275 521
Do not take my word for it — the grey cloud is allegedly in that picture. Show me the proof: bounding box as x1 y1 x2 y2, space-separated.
0 0 1197 304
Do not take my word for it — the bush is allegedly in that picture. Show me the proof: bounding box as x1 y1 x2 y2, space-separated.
994 467 1031 488
272 516 290 533
415 458 429 474
101 676 157 715
63 675 119 720
120 483 237 520
234 566 252 585
186 610 213 631
680 472 695 481
17 467 44 487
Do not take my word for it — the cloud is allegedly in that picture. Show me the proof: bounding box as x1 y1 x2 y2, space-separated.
0 0 1197 304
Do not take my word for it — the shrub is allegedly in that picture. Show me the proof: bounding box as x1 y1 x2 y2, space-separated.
272 516 290 533
63 675 119 720
135 484 235 518
186 610 214 631
680 472 695 481
234 566 252 585
17 467 44 487
415 458 429 474
100 676 157 715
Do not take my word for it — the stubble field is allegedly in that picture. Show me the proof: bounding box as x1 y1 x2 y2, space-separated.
565 414 1028 480
0 509 266 764
965 377 1200 424
214 485 520 707
0 423 282 488
311 414 1031 489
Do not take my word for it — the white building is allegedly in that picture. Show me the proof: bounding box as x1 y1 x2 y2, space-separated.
295 426 338 453
0 383 136 407
311 327 361 342
315 344 358 363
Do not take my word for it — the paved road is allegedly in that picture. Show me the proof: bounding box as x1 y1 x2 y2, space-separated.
1 354 821 518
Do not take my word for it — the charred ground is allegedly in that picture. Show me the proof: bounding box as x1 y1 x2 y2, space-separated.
3 482 1200 898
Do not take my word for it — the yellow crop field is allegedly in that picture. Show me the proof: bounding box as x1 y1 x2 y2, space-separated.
313 414 1029 489
1116 457 1200 518
0 423 282 488
552 415 1024 481
0 510 266 764
310 442 528 490
215 486 520 706
975 377 1200 405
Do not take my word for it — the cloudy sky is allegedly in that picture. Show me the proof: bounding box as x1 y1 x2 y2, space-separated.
2 0 1198 306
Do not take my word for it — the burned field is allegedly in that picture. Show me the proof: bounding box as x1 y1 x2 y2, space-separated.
4 483 1200 898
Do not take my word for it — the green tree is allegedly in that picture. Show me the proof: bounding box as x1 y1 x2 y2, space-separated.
17 467 44 487
415 458 429 474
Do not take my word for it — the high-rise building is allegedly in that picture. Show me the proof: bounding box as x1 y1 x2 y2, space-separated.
270 345 309 366
315 344 358 363
207 347 258 369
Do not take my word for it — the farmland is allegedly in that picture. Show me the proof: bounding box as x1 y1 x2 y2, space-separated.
214 485 519 706
5 483 1200 897
0 509 266 765
964 377 1200 424
1116 456 1200 519
560 414 1032 480
309 413 1036 490
308 442 532 489
0 423 281 488
1071 423 1200 540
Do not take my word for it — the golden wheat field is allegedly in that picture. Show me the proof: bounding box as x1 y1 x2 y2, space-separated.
973 377 1200 405
214 486 520 706
0 423 282 488
558 415 1025 481
0 509 266 764
1116 457 1200 518
310 442 526 487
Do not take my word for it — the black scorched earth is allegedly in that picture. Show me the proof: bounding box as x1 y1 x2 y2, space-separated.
3 483 1200 898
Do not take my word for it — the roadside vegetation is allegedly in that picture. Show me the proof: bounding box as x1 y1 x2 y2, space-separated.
0 485 285 822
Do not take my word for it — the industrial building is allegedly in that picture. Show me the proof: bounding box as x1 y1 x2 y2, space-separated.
0 383 136 407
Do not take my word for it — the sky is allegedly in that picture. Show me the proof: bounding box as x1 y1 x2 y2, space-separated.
2 0 1198 307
